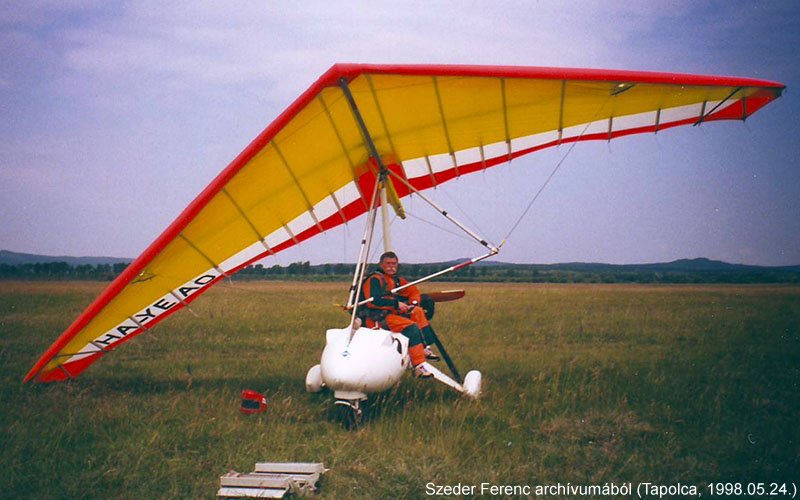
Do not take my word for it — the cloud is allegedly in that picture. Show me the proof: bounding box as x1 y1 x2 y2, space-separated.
1 1 797 263
25 1 755 117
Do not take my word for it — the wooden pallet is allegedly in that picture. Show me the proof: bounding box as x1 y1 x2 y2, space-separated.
217 462 326 498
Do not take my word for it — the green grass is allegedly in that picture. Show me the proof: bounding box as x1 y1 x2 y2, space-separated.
1 281 798 498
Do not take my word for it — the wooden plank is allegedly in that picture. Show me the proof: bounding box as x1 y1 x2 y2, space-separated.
220 473 289 489
254 462 325 474
219 462 326 497
220 472 319 489
217 486 286 498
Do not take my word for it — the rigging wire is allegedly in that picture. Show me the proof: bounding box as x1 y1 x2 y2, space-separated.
501 139 580 242
502 100 611 244
369 203 481 260
440 186 488 241
385 168 498 251
404 210 476 244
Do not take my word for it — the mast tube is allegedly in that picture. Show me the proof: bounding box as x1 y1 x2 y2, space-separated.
380 182 392 252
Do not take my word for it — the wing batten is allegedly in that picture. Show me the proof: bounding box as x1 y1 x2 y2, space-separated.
328 191 349 226
317 94 358 174
58 365 74 380
422 156 437 187
365 74 399 160
741 94 747 120
696 87 740 125
499 78 512 161
557 79 566 144
90 341 109 352
270 140 325 233
177 233 227 278
431 76 460 177
128 315 147 330
221 188 269 249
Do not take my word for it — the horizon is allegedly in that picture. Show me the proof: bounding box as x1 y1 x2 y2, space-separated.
2 248 798 269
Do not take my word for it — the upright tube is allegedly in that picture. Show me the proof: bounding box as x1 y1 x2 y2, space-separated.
380 182 392 252
345 180 381 311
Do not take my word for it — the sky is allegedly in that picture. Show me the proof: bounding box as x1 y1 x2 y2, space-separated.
1 1 798 267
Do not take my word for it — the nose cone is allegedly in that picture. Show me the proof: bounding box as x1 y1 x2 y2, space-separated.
320 328 406 395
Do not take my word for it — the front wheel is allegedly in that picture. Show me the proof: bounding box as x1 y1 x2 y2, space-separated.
334 399 363 430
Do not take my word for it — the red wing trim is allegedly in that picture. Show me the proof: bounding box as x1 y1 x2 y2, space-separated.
330 63 785 91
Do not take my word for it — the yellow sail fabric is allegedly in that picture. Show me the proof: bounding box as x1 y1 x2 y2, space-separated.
26 64 784 382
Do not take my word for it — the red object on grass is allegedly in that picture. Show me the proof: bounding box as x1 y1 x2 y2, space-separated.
240 390 267 414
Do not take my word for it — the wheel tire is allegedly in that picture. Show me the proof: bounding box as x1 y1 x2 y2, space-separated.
334 400 363 430
305 364 324 393
462 370 482 399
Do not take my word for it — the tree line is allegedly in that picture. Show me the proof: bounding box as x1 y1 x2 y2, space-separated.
1 260 797 284
0 262 129 281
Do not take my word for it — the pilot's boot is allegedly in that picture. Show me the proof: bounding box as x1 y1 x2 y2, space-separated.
408 344 433 378
421 325 441 361
424 346 440 361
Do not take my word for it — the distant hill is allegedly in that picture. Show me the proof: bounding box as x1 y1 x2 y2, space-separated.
238 257 800 284
600 257 800 273
4 250 798 272
446 257 800 273
0 250 132 266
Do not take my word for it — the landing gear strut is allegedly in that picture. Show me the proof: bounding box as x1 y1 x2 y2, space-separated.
334 399 364 430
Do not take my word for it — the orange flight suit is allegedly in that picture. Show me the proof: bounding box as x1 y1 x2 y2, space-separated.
362 270 429 365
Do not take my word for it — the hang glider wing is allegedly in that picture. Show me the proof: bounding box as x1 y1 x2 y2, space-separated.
25 63 784 383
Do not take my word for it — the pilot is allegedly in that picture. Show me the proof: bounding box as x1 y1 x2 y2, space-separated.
361 251 440 378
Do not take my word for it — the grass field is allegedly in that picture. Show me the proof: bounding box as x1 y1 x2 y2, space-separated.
1 281 798 498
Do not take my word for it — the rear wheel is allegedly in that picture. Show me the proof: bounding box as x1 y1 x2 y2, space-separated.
462 370 482 399
305 364 324 393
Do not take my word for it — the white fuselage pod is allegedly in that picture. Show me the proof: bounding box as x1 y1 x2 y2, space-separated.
320 327 409 401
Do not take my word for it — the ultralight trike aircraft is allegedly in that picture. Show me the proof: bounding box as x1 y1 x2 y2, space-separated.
25 64 784 426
